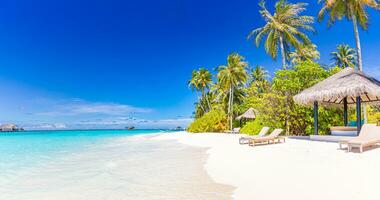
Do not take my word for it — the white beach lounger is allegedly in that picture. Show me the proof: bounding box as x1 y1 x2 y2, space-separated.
239 127 270 144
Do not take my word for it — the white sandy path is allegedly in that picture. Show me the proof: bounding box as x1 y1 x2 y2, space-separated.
155 132 380 200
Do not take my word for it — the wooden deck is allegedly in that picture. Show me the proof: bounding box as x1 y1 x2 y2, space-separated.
309 135 355 143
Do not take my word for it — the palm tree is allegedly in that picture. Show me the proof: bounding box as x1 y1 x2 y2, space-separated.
196 68 213 110
248 0 315 69
250 66 270 95
330 44 357 68
194 92 215 119
289 44 320 64
251 65 268 82
188 68 213 113
216 53 248 130
318 0 379 71
319 0 379 123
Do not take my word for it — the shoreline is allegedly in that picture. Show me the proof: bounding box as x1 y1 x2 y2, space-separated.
155 132 380 200
0 131 234 200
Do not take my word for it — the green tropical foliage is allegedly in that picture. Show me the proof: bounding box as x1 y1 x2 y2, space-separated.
248 0 315 68
289 44 320 64
188 68 213 113
330 44 357 68
187 0 380 135
216 53 248 130
249 66 270 96
187 110 227 133
240 117 266 135
189 61 346 135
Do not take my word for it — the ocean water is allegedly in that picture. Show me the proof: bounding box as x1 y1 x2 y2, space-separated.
0 130 233 200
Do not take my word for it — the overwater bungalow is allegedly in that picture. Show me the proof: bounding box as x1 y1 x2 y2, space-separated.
0 123 20 132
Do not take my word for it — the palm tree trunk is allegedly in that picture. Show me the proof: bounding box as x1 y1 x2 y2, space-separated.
279 35 287 69
352 15 363 71
230 85 234 131
280 34 290 135
196 92 206 113
227 85 233 131
202 89 212 112
352 14 367 123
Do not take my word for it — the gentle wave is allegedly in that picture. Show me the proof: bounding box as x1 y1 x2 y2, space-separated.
0 130 233 200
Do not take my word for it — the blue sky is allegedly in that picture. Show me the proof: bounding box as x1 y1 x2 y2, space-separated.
0 0 379 129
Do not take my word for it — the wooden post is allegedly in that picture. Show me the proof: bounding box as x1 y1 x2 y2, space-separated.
314 101 319 135
356 97 361 136
343 97 348 126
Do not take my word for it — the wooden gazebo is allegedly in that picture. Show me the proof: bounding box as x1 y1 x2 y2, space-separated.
236 108 256 127
294 68 380 135
236 108 256 120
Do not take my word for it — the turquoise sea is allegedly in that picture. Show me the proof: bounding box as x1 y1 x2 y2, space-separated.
0 130 232 200
0 130 166 175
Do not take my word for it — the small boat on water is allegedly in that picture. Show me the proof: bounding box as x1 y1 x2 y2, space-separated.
126 126 135 130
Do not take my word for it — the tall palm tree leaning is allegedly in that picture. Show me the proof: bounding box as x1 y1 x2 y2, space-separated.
330 44 357 68
248 0 315 69
318 0 379 71
248 0 314 134
217 53 248 131
188 68 213 113
318 0 379 122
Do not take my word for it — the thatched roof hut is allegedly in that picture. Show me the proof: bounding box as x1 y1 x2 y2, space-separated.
236 108 256 120
294 67 380 136
294 67 380 106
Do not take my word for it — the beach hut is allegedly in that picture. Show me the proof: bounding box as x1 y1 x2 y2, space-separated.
294 67 380 136
236 108 256 120
236 108 256 127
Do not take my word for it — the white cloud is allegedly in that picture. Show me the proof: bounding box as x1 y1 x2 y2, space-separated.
25 123 67 130
35 99 152 116
72 117 193 129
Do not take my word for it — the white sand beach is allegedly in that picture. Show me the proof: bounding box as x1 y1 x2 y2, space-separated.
156 132 380 200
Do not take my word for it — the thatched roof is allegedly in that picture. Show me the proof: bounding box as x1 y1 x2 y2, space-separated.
236 108 256 120
294 67 380 106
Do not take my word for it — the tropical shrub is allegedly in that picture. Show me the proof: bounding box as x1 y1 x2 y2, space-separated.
188 54 378 135
262 61 343 135
240 117 266 135
187 110 227 133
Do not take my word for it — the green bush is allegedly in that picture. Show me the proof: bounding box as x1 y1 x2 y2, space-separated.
376 113 380 120
187 110 227 133
240 117 265 135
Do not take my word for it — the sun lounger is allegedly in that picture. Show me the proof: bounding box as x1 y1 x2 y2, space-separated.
249 129 284 147
348 137 380 153
338 124 375 149
346 125 380 153
239 127 270 144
